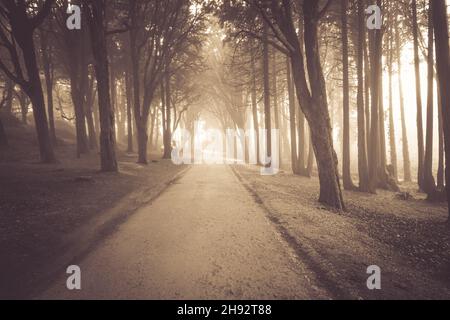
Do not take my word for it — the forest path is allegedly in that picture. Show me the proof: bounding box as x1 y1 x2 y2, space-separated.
38 165 329 299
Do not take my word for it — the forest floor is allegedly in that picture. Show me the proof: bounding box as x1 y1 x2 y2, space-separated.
232 165 450 299
0 116 186 299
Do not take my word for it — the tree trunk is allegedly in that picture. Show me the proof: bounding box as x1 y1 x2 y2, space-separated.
388 25 398 182
286 56 298 173
290 1 345 210
85 74 98 150
251 43 260 165
413 0 425 189
424 4 437 196
17 90 29 125
125 70 133 153
368 4 382 193
357 0 369 192
263 21 271 166
22 33 55 163
431 0 450 219
272 47 280 167
163 72 172 159
154 111 160 152
85 0 118 172
437 89 444 189
341 0 355 190
363 27 371 151
40 29 57 146
307 128 314 177
395 15 412 182
149 107 156 153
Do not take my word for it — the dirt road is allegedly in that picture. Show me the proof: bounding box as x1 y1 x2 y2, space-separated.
38 165 330 299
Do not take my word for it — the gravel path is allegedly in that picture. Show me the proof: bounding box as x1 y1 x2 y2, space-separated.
38 165 329 299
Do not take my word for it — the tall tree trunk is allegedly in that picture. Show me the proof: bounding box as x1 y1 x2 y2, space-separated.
40 29 57 146
17 90 29 125
286 56 298 173
424 4 437 195
125 70 133 153
23 34 55 163
296 101 306 173
388 26 398 182
154 110 160 152
341 0 355 190
85 0 118 172
363 27 371 152
431 0 449 217
395 14 412 182
149 107 156 153
368 2 382 193
307 128 314 177
437 89 444 189
129 7 148 165
251 42 260 165
263 21 272 166
357 0 369 191
272 47 280 167
290 1 345 210
85 73 98 149
413 0 425 189
163 72 172 159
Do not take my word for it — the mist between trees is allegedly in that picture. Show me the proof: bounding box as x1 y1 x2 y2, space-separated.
0 0 449 218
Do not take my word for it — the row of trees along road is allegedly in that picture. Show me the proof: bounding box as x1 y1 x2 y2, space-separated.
215 0 449 217
0 0 449 219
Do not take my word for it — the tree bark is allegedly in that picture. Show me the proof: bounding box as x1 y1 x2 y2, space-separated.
125 70 133 153
368 2 382 193
424 4 437 196
163 71 172 159
84 0 118 172
388 24 398 182
291 1 345 210
413 0 425 189
23 34 55 163
341 0 355 190
431 0 450 219
286 56 298 173
357 0 369 192
263 21 272 166
251 42 260 165
85 73 98 150
40 28 57 146
395 14 412 182
437 89 444 189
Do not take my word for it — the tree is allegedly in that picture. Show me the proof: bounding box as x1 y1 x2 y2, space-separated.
128 0 204 164
412 0 425 190
356 0 369 192
423 2 437 196
368 0 382 193
431 0 450 219
394 9 412 182
55 0 91 157
0 0 56 163
341 0 355 190
262 21 271 166
84 0 118 172
258 0 345 209
386 7 397 182
39 25 57 145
